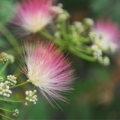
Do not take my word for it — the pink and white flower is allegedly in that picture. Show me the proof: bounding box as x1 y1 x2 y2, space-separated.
13 0 55 34
21 40 74 108
93 19 120 52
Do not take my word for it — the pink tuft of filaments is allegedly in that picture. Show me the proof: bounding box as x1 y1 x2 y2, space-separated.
13 0 55 34
93 19 120 52
21 40 74 108
94 19 120 43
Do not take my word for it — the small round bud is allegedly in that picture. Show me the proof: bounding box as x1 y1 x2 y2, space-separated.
56 10 70 22
73 21 84 33
54 31 61 39
25 102 28 106
103 56 110 66
83 18 94 27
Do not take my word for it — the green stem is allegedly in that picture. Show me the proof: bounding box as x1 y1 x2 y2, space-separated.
76 47 92 54
40 29 95 62
0 22 19 53
67 20 71 34
40 30 65 47
0 61 9 75
0 113 14 120
75 45 93 54
61 21 69 40
10 80 30 88
40 30 53 40
69 47 96 62
78 37 90 42
0 98 25 103
0 107 13 113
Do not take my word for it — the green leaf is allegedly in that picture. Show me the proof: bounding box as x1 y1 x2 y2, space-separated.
0 0 15 24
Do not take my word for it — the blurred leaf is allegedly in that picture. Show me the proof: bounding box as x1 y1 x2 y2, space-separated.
0 0 15 24
0 39 7 48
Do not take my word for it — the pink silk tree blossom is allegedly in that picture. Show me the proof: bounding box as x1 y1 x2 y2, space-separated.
21 40 74 108
13 0 55 34
93 19 120 52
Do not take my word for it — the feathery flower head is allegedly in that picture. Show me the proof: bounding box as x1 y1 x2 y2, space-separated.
22 40 74 108
13 0 55 34
93 19 120 52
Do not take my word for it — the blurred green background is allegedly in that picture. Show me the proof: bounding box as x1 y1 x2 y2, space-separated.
1 0 120 119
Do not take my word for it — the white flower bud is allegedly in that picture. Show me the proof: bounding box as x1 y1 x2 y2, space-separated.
103 56 110 66
73 21 84 33
91 45 102 59
25 102 28 106
7 94 10 97
84 18 94 26
26 91 28 95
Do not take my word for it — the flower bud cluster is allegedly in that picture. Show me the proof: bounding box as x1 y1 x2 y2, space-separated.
0 52 9 63
89 30 113 66
91 45 102 59
0 81 12 97
57 11 70 21
89 32 96 40
51 3 63 15
25 90 37 105
98 56 110 66
0 52 14 64
90 31 117 53
7 75 17 86
56 4 70 22
13 109 19 117
54 15 116 66
91 45 110 66
73 21 84 33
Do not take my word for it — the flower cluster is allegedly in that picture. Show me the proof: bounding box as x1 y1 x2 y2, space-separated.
13 109 19 117
0 81 12 97
56 8 70 21
7 75 17 86
25 90 37 105
0 52 14 64
53 17 120 65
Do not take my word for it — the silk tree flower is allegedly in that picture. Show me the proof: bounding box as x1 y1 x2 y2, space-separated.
21 41 74 108
13 0 55 34
93 19 120 53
